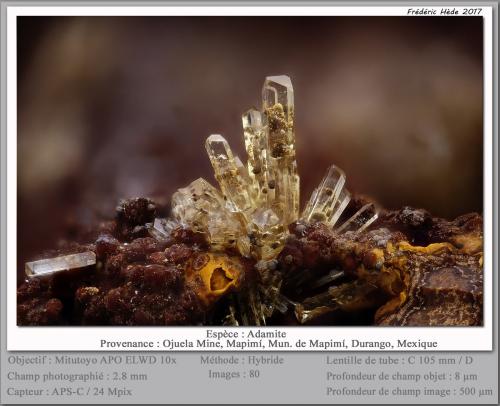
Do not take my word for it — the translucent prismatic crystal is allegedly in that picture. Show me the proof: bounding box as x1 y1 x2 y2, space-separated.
262 76 300 225
150 218 178 240
200 76 300 261
242 108 268 205
205 134 254 215
25 252 96 278
301 165 350 227
336 203 379 234
295 280 379 324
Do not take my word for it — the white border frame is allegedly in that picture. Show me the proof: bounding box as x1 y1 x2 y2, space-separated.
6 5 494 351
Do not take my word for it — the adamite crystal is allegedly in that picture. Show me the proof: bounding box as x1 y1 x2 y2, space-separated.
302 165 348 226
171 177 249 255
242 108 267 204
201 76 301 260
262 76 299 225
25 252 96 278
336 203 379 234
205 134 254 215
172 75 377 262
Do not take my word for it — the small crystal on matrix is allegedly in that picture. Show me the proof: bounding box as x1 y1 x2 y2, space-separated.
301 165 350 227
150 218 178 240
336 203 379 234
25 252 96 278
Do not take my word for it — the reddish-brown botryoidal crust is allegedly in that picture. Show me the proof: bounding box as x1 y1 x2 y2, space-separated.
278 202 483 326
17 196 483 326
18 198 208 325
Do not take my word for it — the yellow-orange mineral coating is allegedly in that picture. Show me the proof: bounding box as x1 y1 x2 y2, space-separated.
185 252 245 306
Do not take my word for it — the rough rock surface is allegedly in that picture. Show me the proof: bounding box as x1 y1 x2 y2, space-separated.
18 199 209 325
277 202 483 326
17 197 483 326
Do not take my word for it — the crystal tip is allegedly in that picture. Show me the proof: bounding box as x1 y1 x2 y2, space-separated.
264 75 292 87
206 134 226 143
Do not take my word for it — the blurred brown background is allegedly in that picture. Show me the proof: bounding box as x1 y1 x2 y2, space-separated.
17 16 483 271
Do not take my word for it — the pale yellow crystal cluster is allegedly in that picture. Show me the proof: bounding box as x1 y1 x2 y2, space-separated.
170 75 378 263
171 76 298 260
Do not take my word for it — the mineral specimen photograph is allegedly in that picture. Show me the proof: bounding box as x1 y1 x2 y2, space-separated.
16 16 484 326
